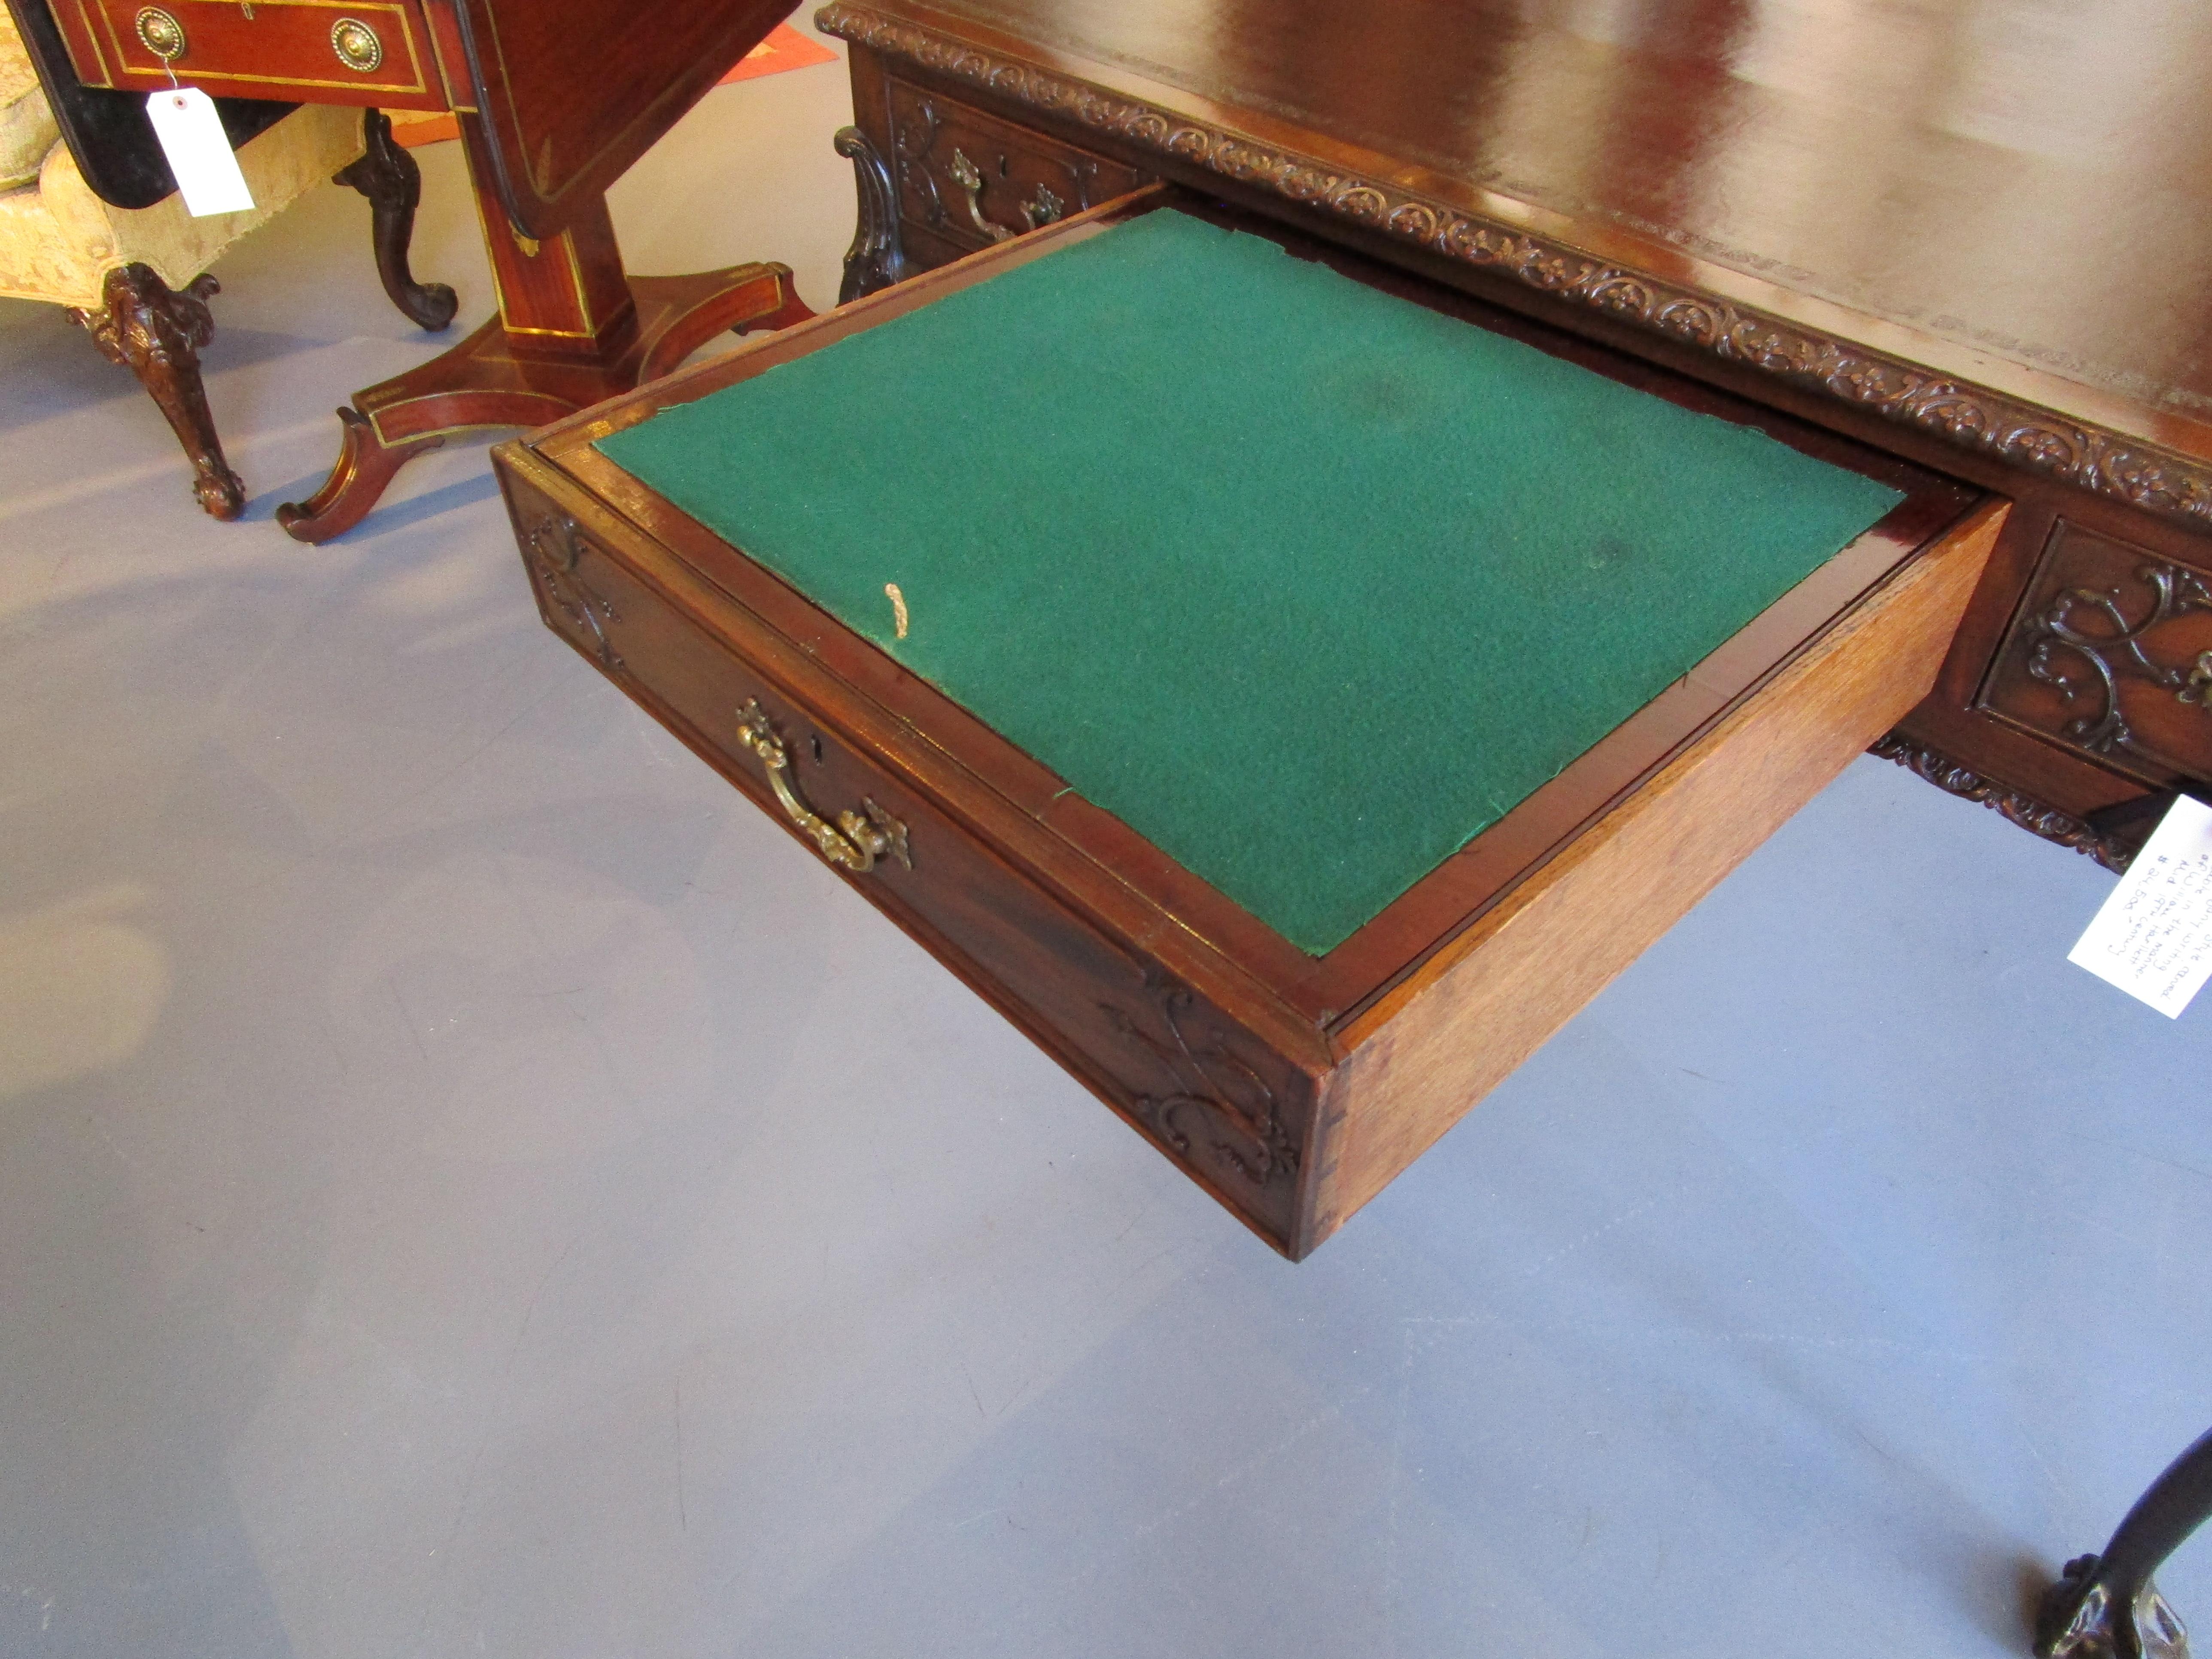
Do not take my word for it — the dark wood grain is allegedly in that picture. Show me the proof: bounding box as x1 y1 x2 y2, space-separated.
821 0 2212 485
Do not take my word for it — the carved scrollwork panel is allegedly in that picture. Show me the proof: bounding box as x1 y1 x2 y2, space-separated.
1981 522 2212 786
1099 965 1302 1203
520 511 625 675
820 2 2212 532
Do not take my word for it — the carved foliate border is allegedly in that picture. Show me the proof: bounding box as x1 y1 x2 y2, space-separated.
818 2 2212 532
1868 734 2131 873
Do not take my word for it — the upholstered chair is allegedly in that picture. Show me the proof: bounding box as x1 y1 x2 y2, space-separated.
0 4 452 517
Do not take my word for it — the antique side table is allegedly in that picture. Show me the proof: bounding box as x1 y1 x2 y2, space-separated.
40 0 816 539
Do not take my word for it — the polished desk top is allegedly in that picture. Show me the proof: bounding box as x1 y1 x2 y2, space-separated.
826 0 2212 494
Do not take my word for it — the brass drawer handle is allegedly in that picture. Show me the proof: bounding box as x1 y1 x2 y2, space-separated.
2184 651 2212 709
136 6 186 61
947 148 1066 242
734 700 911 874
331 16 383 72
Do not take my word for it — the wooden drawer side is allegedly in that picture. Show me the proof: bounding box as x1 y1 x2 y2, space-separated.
1304 500 2008 1249
499 460 1319 1254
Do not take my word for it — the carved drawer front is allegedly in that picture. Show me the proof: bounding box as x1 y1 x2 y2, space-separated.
1980 520 2212 786
61 0 445 108
508 485 1314 1250
887 80 1149 256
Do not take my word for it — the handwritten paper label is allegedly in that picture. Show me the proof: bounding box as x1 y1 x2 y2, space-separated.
2068 793 2212 1018
144 88 255 217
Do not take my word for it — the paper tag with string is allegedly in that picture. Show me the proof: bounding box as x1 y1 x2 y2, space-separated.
2068 793 2212 1018
144 87 255 216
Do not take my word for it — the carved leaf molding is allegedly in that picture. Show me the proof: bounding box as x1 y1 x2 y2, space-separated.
1101 966 1300 1191
819 2 2212 531
1868 733 2130 873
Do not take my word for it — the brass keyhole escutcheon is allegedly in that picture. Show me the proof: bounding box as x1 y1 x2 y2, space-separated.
330 16 383 72
134 6 186 61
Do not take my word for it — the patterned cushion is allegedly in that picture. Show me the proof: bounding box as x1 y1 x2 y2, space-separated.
0 8 61 191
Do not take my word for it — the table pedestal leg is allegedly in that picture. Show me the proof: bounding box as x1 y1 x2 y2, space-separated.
2038 1427 2212 1659
280 115 812 544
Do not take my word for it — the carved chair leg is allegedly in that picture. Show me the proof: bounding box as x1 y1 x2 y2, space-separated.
68 263 245 520
337 109 459 331
2038 1426 2212 1659
835 125 907 303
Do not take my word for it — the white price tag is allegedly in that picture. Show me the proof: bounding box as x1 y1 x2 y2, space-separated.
2068 793 2212 1018
143 87 255 217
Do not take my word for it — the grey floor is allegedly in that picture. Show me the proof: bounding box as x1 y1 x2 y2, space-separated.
3 36 2210 1659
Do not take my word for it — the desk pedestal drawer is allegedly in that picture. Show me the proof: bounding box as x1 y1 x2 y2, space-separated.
494 197 1999 1258
503 475 1318 1247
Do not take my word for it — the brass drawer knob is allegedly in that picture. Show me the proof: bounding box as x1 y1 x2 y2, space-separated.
733 700 912 874
135 6 186 61
330 16 383 72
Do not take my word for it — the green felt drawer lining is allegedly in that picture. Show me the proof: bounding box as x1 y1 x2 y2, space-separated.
598 210 1902 954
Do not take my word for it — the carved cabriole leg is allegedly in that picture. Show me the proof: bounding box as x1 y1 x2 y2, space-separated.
336 109 460 331
2037 1427 2212 1659
835 125 907 302
68 263 245 520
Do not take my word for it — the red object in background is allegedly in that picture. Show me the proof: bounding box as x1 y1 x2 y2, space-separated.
392 24 837 148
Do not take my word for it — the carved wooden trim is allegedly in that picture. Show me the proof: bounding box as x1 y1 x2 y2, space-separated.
68 263 246 520
1101 965 1300 1191
519 511 625 673
2019 559 2212 764
818 2 2212 533
1869 733 2132 873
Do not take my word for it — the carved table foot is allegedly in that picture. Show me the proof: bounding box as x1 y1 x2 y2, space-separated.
279 262 810 543
337 109 460 331
2037 1427 2212 1659
69 263 245 520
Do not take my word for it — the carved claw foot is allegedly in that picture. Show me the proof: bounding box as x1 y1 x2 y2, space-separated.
70 262 245 520
2038 1554 2190 1659
337 109 460 331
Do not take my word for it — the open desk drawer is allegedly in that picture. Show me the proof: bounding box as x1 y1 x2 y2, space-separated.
492 191 2003 1260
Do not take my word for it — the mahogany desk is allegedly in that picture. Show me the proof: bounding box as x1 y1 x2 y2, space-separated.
43 0 816 539
817 0 2212 871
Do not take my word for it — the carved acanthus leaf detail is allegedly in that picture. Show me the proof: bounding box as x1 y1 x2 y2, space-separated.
1868 733 2131 872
